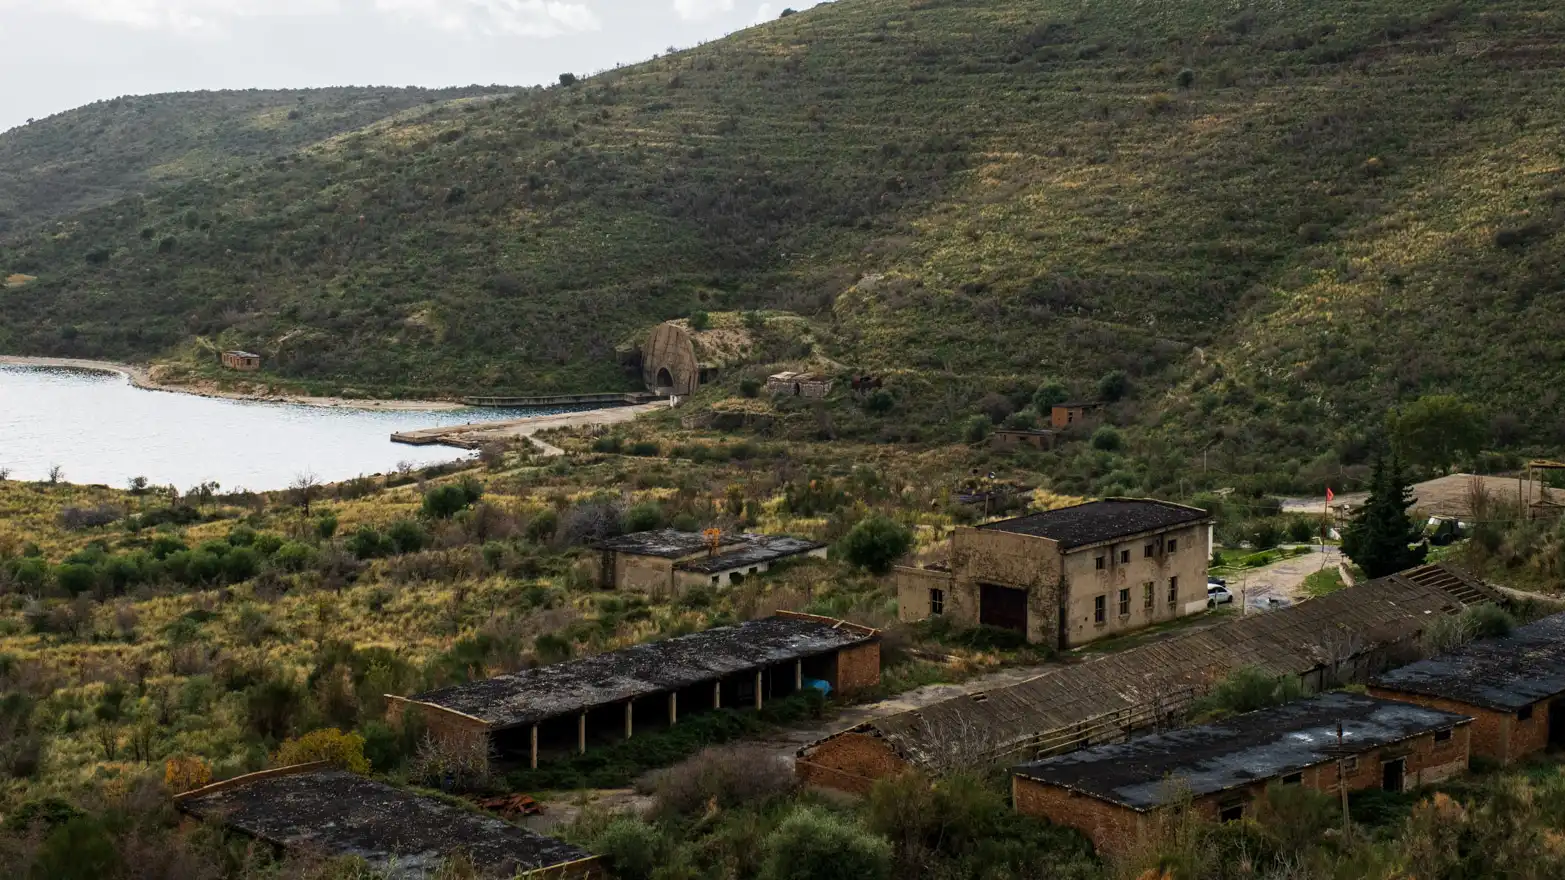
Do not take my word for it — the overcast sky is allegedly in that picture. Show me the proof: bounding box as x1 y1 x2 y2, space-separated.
0 0 804 132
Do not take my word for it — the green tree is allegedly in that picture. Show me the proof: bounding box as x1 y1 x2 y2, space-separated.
839 515 914 575
688 310 711 331
1342 452 1428 579
1097 370 1130 402
29 816 121 880
1032 380 1069 413
1390 394 1486 471
759 806 892 880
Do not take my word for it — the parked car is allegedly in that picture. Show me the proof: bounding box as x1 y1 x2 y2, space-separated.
1208 576 1227 588
1207 584 1234 608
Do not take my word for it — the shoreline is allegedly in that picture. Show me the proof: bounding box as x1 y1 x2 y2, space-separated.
0 355 466 412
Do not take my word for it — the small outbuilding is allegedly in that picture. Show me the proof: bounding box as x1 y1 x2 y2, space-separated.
590 527 827 598
177 764 601 878
991 429 1056 452
1050 402 1102 430
1011 693 1472 856
1368 611 1565 765
767 371 833 398
221 350 261 371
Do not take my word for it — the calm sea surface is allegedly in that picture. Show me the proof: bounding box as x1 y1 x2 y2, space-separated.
0 366 575 490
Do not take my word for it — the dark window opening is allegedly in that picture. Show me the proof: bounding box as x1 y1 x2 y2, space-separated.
1219 803 1244 822
1168 576 1179 605
1281 773 1303 785
929 588 945 616
979 583 1028 634
1143 582 1153 609
1519 705 1535 721
1118 589 1130 617
1095 555 1105 570
1094 595 1106 624
1119 549 1130 564
1434 729 1453 743
1144 543 1155 558
1382 758 1405 792
1168 538 1178 553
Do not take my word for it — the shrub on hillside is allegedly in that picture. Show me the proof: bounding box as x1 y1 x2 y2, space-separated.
1097 370 1129 402
1192 666 1302 720
839 515 914 575
1090 425 1123 451
593 819 664 880
423 478 483 519
273 727 370 774
758 806 892 880
651 744 797 818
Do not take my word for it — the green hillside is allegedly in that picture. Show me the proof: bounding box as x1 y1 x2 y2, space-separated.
2 0 1564 452
0 86 508 232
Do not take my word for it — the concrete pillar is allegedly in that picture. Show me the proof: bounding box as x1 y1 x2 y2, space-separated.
755 669 764 710
795 659 803 692
578 712 586 754
714 680 722 709
530 723 538 770
625 701 634 740
669 692 678 726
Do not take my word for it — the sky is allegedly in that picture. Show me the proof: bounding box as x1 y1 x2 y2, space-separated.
0 0 804 132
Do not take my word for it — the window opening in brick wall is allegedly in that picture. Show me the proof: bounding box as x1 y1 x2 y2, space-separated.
1118 588 1130 617
1518 705 1534 721
1119 549 1130 564
1094 595 1106 624
1434 729 1452 743
929 588 945 616
1219 803 1245 822
1168 576 1179 605
1281 772 1303 785
1168 538 1178 553
1144 543 1155 558
1095 555 1106 570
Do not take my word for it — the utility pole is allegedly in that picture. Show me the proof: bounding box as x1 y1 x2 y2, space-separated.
1325 721 1352 839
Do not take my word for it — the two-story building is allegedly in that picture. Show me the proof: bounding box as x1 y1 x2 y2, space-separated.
895 498 1214 649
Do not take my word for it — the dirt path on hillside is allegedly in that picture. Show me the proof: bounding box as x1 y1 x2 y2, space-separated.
442 402 667 455
1225 546 1342 611
0 355 465 411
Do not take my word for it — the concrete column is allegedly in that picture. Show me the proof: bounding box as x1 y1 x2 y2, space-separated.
624 701 634 740
714 680 722 710
755 669 764 710
578 713 587 754
530 723 538 770
795 659 803 692
669 692 678 726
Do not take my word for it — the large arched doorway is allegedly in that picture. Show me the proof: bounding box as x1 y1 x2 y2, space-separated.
656 367 675 391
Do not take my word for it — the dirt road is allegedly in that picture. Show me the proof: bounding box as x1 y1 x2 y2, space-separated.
395 402 666 455
1222 546 1342 611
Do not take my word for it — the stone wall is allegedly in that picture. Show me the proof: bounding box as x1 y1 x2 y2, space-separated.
894 566 960 625
836 642 882 693
1012 776 1147 855
796 732 909 795
948 528 1063 645
612 553 677 598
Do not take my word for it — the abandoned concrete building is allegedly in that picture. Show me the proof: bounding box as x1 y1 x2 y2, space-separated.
220 350 261 371
394 613 879 768
632 321 737 398
895 499 1216 648
766 371 833 398
798 564 1500 795
589 528 827 597
177 764 601 878
1050 402 1102 430
990 429 1056 453
1369 611 1565 766
1011 693 1472 856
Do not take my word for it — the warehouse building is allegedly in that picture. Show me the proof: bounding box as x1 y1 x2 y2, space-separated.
394 613 879 767
591 528 827 598
799 564 1500 795
1369 611 1565 765
177 764 600 878
1011 693 1471 856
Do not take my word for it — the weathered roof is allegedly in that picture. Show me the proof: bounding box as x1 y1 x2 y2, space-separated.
178 768 592 879
224 350 260 358
410 614 876 729
809 564 1497 772
980 499 1210 548
592 528 727 559
994 429 1056 437
1012 693 1469 811
677 536 825 575
1053 401 1102 410
1370 611 1565 711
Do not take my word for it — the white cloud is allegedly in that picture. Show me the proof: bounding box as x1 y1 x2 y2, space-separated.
672 0 733 22
377 0 601 36
751 3 773 24
5 0 338 33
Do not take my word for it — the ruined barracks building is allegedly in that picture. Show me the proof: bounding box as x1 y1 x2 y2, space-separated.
589 528 827 598
896 499 1215 649
1011 693 1472 856
1369 611 1565 765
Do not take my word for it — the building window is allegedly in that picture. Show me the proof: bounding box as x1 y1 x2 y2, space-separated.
1095 555 1106 571
1094 595 1106 624
1144 543 1156 558
1343 757 1359 772
711 576 720 586
1143 582 1154 610
1434 729 1453 743
1119 549 1130 564
1518 705 1534 721
1168 538 1178 553
1168 576 1179 605
1118 588 1130 617
1219 803 1245 822
1281 773 1303 785
930 588 945 616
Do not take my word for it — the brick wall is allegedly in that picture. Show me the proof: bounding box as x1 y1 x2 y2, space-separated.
387 698 492 752
796 732 910 795
1012 776 1146 854
1367 688 1541 765
835 642 881 693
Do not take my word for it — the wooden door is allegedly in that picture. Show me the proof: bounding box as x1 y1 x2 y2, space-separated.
979 584 1028 635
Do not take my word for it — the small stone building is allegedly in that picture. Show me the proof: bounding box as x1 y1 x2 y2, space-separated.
991 429 1056 452
1011 693 1471 857
392 613 879 769
1368 611 1565 765
220 350 261 371
1050 402 1102 430
767 371 833 398
896 499 1214 649
590 528 827 599
177 765 602 878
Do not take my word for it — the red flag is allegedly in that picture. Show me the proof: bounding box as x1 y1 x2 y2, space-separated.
1326 487 1335 504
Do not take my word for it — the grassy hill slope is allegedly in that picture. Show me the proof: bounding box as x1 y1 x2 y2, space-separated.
0 87 509 232
2 0 1563 447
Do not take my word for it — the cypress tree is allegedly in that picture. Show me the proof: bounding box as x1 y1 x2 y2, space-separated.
1342 451 1428 579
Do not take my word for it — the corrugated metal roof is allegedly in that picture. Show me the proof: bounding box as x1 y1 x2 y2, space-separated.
811 564 1495 772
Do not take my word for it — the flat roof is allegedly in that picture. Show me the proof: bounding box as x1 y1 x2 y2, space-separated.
980 498 1210 548
1012 693 1470 811
224 350 260 358
1053 401 1102 409
591 528 728 559
677 535 825 575
409 615 876 729
1370 611 1565 711
178 768 592 878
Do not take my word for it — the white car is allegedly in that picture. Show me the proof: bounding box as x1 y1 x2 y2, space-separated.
1207 584 1234 607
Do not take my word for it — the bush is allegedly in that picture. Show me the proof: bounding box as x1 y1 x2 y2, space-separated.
739 377 763 398
1033 380 1069 413
386 519 428 554
593 819 664 880
54 563 96 596
623 502 664 533
1249 518 1283 550
273 727 370 773
963 415 991 444
864 389 896 415
1286 517 1319 544
423 479 482 519
526 509 558 543
759 806 892 880
1193 666 1303 719
27 816 121 880
223 546 260 582
346 526 395 560
688 310 711 331
976 392 1014 424
651 744 797 818
1090 425 1123 451
839 515 914 575
273 541 315 572
1097 369 1130 402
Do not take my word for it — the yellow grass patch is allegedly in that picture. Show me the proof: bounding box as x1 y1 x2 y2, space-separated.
4 273 36 287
